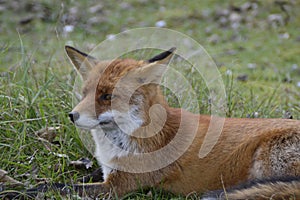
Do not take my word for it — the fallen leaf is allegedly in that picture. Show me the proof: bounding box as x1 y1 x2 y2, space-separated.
35 126 60 143
0 169 23 186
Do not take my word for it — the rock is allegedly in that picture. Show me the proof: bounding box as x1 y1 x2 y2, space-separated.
229 12 242 23
155 20 166 27
268 14 284 27
278 32 289 39
208 34 220 44
89 4 103 13
247 63 257 69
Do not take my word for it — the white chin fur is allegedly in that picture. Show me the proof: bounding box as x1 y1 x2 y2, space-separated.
74 114 99 129
98 108 143 135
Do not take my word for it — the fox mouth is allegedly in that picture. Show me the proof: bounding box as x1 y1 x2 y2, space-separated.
99 120 113 126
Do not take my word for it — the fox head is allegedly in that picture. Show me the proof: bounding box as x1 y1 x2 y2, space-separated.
66 46 175 135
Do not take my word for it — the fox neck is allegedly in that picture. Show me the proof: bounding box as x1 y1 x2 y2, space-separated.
132 86 181 153
135 107 181 153
105 85 181 153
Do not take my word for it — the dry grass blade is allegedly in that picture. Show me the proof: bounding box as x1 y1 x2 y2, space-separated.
0 169 23 187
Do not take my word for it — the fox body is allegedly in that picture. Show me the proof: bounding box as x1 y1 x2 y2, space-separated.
64 46 300 199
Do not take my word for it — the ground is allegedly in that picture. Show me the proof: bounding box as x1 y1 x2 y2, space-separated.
0 0 299 199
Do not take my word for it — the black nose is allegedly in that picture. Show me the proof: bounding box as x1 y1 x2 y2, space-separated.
69 112 80 123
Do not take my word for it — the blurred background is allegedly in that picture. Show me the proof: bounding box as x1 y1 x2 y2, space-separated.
1 0 299 75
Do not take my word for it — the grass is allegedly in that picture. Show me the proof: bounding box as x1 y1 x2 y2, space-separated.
0 0 300 199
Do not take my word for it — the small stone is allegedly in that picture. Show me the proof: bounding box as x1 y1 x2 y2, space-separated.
291 64 298 70
106 34 116 41
202 9 211 18
226 69 232 76
205 26 213 34
0 5 6 12
89 4 103 13
278 33 289 39
229 13 242 23
63 25 74 33
120 2 132 10
241 2 252 11
155 20 166 27
208 34 220 44
268 14 284 26
219 16 228 26
215 9 229 17
247 63 257 69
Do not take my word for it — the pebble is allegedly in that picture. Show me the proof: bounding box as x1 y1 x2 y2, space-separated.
155 20 166 27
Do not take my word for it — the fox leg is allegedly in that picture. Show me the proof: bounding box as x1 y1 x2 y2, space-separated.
23 170 166 198
102 170 167 197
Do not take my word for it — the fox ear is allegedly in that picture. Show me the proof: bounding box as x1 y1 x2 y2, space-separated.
148 47 176 64
124 48 176 85
65 46 97 80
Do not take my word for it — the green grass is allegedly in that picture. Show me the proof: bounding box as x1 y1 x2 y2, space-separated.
1 0 300 199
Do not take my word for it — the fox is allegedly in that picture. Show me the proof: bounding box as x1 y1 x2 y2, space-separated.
2 46 300 199
65 46 300 199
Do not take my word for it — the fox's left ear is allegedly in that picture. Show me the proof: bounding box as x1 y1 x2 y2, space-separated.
148 47 176 64
127 48 176 84
65 46 98 81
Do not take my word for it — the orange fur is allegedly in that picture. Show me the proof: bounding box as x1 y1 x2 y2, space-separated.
65 46 300 199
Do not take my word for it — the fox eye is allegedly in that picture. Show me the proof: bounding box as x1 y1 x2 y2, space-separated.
99 94 114 101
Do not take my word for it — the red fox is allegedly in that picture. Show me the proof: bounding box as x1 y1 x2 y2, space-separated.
3 46 300 199
65 46 300 199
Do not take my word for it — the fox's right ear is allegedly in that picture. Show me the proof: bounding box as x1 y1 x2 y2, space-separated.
65 46 97 80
